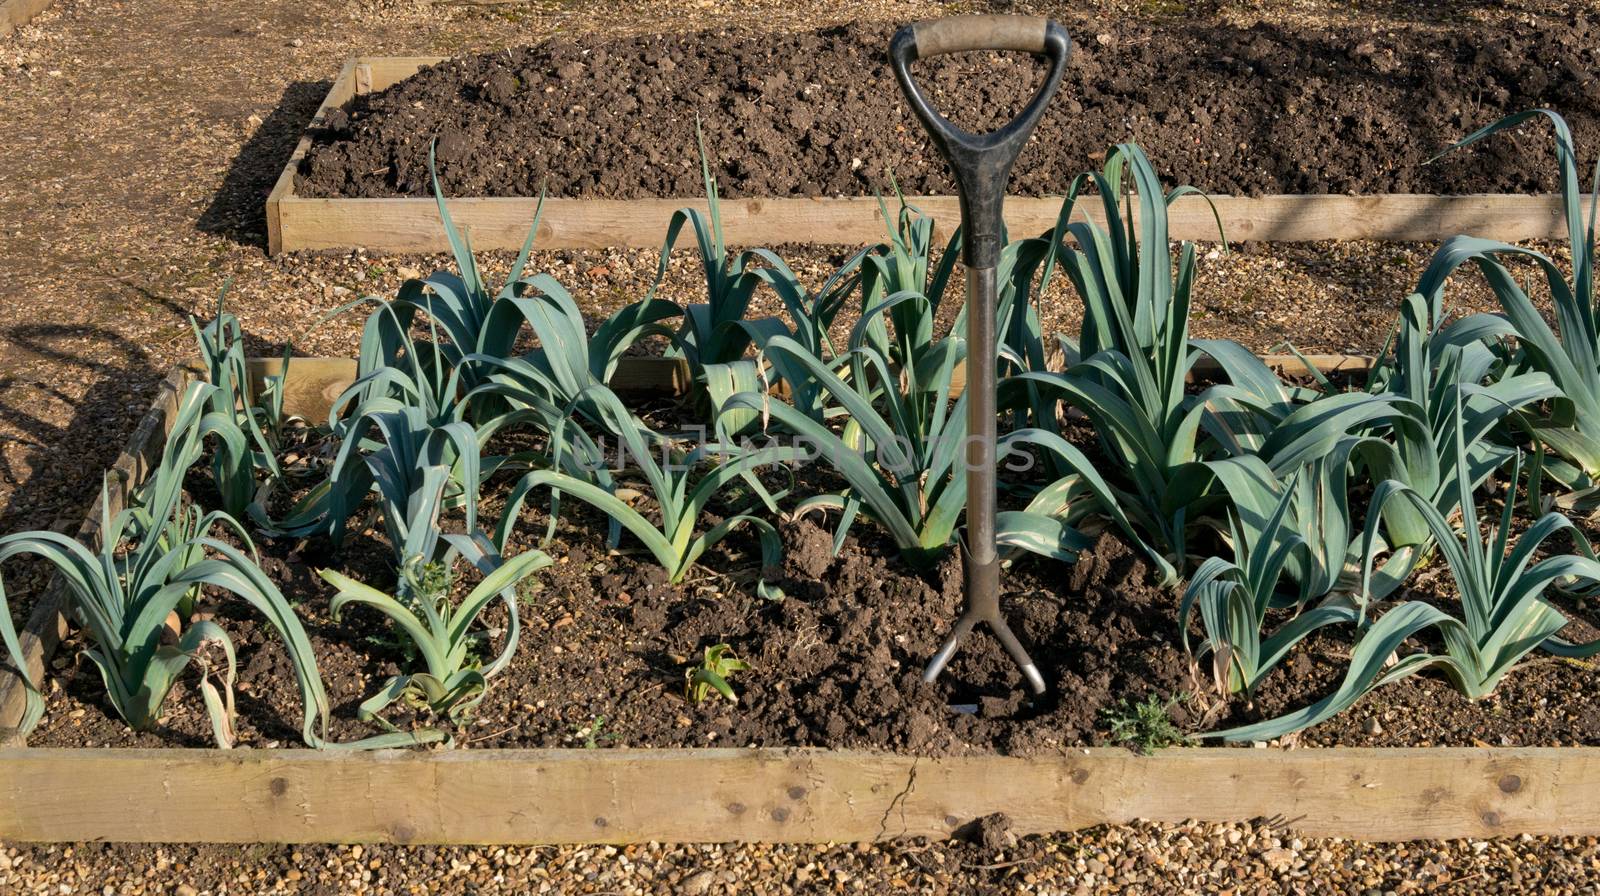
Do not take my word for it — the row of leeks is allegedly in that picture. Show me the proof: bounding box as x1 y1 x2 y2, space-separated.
6 111 1600 746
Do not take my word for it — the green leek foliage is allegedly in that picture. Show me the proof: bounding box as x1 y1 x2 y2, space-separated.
1215 418 1600 742
1005 144 1224 582
320 548 552 729
501 384 798 594
0 384 344 747
1413 111 1600 492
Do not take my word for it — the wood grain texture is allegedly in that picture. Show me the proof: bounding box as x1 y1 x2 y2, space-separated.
247 353 1373 424
0 746 1594 844
266 58 359 256
0 368 193 737
270 191 1588 255
365 56 445 89
0 0 55 37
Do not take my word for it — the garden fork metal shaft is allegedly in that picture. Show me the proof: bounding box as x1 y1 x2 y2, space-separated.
889 15 1071 695
921 266 1046 694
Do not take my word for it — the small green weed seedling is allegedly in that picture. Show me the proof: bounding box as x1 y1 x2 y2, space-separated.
577 715 617 749
1102 693 1189 755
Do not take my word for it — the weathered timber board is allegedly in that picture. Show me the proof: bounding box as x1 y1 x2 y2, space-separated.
0 0 55 37
0 747 1590 844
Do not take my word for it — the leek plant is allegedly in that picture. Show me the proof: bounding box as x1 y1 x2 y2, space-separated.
646 128 867 434
341 147 545 418
1194 334 1557 598
465 275 679 423
0 384 326 746
855 189 1056 394
733 247 869 423
1214 416 1600 742
726 333 966 562
722 201 1111 564
1409 111 1600 492
855 186 1059 385
648 126 770 374
1298 290 1558 595
1178 464 1360 698
854 193 962 372
499 384 798 595
1355 373 1559 596
338 146 677 430
1003 144 1219 582
1179 351 1559 707
734 192 961 427
255 155 537 539
326 403 484 567
190 292 289 517
1184 346 1384 596
311 374 551 731
258 389 485 558
320 548 552 728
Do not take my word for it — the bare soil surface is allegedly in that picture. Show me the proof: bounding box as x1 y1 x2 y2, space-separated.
299 17 1600 200
29 486 1600 753
28 514 1194 753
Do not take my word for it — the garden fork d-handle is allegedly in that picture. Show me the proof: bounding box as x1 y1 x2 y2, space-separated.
889 15 1071 269
893 16 1070 697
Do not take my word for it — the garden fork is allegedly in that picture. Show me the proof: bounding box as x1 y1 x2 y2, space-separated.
890 15 1071 695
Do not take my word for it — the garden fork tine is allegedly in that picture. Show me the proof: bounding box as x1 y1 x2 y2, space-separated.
890 15 1071 695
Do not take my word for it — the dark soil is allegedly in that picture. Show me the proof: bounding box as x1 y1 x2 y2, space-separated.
297 18 1600 201
29 515 1196 754
1235 564 1600 748
29 505 1600 752
27 412 1600 753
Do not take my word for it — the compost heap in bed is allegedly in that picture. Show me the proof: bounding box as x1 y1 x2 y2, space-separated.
296 17 1600 201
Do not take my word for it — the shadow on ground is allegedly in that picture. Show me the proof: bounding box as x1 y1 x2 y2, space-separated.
0 273 292 538
0 325 162 537
197 79 332 250
0 322 163 625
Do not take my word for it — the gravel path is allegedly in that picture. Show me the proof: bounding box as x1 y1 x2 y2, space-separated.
3 819 1597 894
3 0 1600 889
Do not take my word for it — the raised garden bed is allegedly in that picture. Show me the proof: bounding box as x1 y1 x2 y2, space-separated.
268 57 1589 255
0 356 1598 845
14 78 1600 845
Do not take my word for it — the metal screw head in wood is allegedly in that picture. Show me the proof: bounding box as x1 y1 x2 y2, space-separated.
889 15 1071 695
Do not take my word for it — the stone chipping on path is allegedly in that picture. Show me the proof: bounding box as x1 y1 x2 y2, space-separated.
3 819 1599 894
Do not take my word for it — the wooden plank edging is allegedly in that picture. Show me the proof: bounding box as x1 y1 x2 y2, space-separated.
266 58 359 256
273 191 1585 255
266 56 1589 255
0 368 194 737
248 353 1376 425
0 746 1592 844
